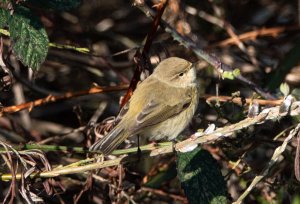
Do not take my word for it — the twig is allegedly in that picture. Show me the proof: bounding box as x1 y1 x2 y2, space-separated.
141 187 187 202
1 101 300 181
185 5 258 65
0 84 129 116
233 124 300 204
88 102 107 125
0 142 171 155
164 101 300 155
1 86 282 117
135 3 275 100
208 25 300 49
204 95 283 106
0 157 124 181
37 126 86 145
120 0 168 107
0 144 88 154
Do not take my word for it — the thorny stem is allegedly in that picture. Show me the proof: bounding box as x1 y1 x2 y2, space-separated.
120 0 168 108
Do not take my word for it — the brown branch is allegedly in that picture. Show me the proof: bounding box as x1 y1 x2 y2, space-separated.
142 0 168 57
204 95 283 106
1 88 283 115
185 6 249 56
1 85 129 116
120 0 168 108
208 25 300 49
141 187 188 203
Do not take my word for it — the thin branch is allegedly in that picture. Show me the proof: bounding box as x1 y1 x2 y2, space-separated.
1 89 282 116
163 101 300 155
135 3 275 99
120 0 168 107
233 124 300 204
208 25 300 49
0 84 129 116
141 187 187 202
0 142 170 155
185 5 257 65
1 100 299 181
204 95 283 106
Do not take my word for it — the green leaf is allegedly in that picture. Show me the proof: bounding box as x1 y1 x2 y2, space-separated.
9 5 49 70
279 82 290 97
27 0 81 11
0 8 10 28
233 68 240 77
222 68 240 80
177 148 228 204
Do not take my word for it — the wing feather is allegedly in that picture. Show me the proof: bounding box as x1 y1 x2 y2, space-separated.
131 95 192 132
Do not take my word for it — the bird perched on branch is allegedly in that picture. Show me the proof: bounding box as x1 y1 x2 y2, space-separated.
89 57 199 155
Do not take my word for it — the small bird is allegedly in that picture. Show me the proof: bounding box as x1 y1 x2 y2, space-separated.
89 57 199 155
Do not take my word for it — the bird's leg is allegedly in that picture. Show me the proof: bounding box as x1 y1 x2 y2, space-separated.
171 139 177 153
137 134 142 159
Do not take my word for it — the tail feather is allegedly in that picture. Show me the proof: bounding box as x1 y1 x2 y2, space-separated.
89 126 128 155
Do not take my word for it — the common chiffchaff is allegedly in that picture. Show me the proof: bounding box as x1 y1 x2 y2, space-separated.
89 57 199 155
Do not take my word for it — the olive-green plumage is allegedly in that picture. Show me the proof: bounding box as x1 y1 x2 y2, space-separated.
89 57 199 155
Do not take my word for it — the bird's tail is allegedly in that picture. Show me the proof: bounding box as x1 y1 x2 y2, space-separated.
89 126 128 155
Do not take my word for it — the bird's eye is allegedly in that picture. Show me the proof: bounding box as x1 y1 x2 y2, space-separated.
178 72 184 77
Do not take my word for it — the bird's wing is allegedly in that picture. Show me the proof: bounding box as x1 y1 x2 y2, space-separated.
130 90 192 132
